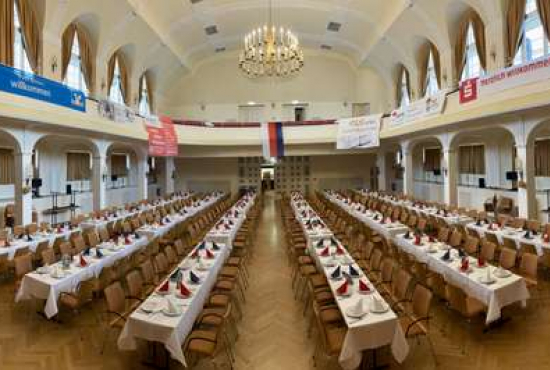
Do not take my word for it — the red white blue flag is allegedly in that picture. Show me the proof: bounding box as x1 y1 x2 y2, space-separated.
261 122 285 159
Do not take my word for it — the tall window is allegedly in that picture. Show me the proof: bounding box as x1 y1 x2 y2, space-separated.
399 70 410 107
65 34 88 93
461 23 483 80
514 0 550 65
13 2 32 73
138 76 151 116
425 49 439 97
109 58 124 105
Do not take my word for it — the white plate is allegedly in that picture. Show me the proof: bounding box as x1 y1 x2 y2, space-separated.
478 277 496 285
161 308 182 317
494 270 512 278
141 301 158 313
370 303 389 314
36 267 50 274
345 306 367 319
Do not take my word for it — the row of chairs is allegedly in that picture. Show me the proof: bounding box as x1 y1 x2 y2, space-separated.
282 194 438 368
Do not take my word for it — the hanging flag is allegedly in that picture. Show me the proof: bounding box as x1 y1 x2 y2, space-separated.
261 122 285 159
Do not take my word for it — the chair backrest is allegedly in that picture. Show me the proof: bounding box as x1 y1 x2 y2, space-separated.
15 254 33 279
140 260 156 285
502 237 517 250
519 253 538 281
380 258 394 282
13 225 25 237
165 246 178 265
393 268 412 300
437 227 450 243
126 270 143 298
154 253 169 274
448 230 462 248
369 248 383 271
98 227 110 242
85 231 100 248
26 223 38 235
174 239 186 256
59 241 73 256
480 240 496 261
445 282 467 315
13 247 30 259
463 236 479 255
499 248 517 270
41 249 57 265
104 282 126 314
412 284 433 318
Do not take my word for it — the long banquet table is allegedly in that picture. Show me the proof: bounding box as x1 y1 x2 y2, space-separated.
290 193 408 370
117 192 256 367
15 193 224 319
325 191 530 325
357 190 474 226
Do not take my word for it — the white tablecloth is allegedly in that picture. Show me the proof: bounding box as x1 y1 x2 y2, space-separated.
467 223 550 256
118 193 256 366
291 194 409 369
0 228 77 260
394 235 529 324
15 193 224 319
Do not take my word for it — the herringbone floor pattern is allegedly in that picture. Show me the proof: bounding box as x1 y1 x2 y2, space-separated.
2 192 550 369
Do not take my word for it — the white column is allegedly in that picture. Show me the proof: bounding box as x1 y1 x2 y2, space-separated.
402 148 414 196
376 151 387 192
163 157 175 196
92 154 107 211
516 145 536 219
137 155 149 201
443 148 458 206
14 151 33 225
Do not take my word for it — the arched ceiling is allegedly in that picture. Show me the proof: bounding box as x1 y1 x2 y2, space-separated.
42 0 505 95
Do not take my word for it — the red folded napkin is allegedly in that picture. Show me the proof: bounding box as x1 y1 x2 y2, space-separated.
428 235 435 243
545 234 550 243
359 280 371 293
205 249 215 259
191 249 199 258
336 245 345 255
124 236 131 245
414 235 422 246
159 280 169 292
80 255 88 267
477 256 485 267
336 280 348 295
320 247 330 257
179 283 191 297
460 258 470 272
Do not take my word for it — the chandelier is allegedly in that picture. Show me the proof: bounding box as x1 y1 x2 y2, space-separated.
239 1 304 78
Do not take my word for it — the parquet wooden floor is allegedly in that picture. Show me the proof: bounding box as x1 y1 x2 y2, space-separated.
2 192 550 369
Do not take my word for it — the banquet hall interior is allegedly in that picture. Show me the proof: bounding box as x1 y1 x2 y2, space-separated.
1 0 550 369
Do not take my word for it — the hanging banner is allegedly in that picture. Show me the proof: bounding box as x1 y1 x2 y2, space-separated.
97 100 135 123
460 55 550 104
336 114 382 150
261 122 285 159
145 116 178 157
390 91 446 126
0 63 85 112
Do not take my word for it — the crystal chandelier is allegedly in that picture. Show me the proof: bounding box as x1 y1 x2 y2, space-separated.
239 1 304 78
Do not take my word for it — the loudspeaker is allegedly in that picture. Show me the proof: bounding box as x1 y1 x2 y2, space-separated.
506 171 518 181
433 169 441 176
66 184 72 195
478 178 486 188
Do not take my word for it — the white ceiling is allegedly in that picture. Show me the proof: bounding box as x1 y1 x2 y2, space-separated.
41 0 506 95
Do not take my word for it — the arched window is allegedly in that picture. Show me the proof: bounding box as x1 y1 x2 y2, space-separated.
13 2 32 73
64 33 88 93
138 75 151 116
461 22 483 80
425 49 439 97
514 0 550 65
399 69 410 107
109 58 124 105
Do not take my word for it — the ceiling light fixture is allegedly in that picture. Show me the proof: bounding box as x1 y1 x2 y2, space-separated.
239 0 304 78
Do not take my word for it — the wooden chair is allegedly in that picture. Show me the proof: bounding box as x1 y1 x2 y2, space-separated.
518 253 538 290
398 284 437 365
480 241 496 262
445 282 485 319
41 249 57 265
14 254 33 290
499 248 517 270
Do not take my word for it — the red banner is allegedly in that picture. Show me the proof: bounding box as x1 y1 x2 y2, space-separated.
145 116 178 157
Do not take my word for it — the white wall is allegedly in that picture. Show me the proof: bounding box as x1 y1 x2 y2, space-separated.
161 51 388 122
310 154 375 191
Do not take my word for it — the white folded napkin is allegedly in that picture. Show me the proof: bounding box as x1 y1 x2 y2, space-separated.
371 296 386 312
353 298 364 315
165 297 179 314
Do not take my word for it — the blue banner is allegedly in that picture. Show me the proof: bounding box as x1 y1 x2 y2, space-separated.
0 63 86 112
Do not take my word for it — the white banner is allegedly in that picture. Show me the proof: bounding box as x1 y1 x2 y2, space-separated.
460 56 550 104
97 100 135 123
336 114 382 150
390 91 447 126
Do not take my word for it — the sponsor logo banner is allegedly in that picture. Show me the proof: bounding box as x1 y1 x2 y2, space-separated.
390 91 447 126
0 63 85 112
145 116 178 157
